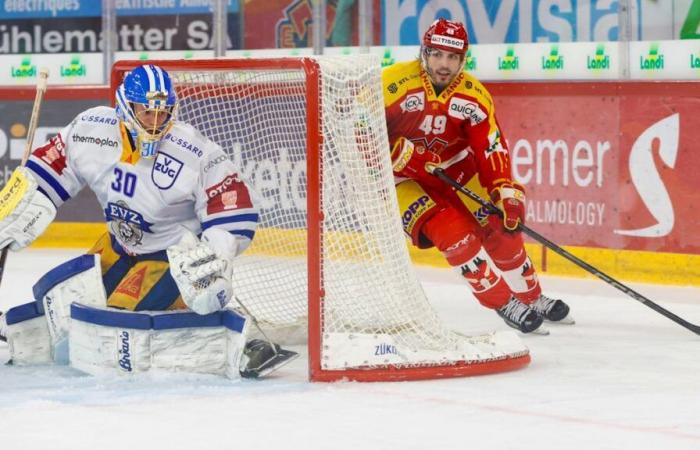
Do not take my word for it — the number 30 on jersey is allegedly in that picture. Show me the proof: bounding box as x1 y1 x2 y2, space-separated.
111 167 137 197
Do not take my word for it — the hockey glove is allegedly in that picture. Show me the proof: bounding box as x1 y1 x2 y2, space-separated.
490 182 526 231
390 137 441 182
167 229 237 315
0 166 56 251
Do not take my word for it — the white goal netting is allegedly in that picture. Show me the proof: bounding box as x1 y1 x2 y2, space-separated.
163 55 527 377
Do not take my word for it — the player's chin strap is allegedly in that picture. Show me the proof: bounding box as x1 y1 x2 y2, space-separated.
430 167 700 336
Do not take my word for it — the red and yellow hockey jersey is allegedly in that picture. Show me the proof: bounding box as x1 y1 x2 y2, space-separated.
382 59 513 191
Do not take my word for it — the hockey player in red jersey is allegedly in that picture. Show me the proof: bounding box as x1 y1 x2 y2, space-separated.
383 18 572 333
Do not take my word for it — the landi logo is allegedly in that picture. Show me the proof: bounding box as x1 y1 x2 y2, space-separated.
11 57 36 78
381 48 395 67
614 114 679 238
640 43 664 70
587 44 610 70
498 46 519 71
60 56 86 77
542 45 564 70
690 50 700 69
465 48 477 71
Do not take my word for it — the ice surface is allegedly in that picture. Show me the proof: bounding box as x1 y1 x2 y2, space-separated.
1 249 699 450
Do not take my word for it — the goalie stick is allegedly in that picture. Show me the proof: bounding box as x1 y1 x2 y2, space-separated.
233 295 299 379
432 168 700 336
0 68 50 287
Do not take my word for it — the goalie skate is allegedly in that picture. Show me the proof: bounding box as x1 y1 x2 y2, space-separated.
532 294 575 324
240 339 299 379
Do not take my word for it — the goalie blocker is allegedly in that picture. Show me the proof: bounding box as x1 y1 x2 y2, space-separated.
2 254 297 379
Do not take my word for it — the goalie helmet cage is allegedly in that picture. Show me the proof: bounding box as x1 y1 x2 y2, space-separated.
111 55 530 382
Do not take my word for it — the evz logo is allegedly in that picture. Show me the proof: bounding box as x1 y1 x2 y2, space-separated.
151 151 183 189
105 201 153 247
400 92 425 113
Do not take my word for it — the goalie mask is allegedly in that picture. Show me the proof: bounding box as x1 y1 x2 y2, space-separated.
420 19 469 88
115 64 178 158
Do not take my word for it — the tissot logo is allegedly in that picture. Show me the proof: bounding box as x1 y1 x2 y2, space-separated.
430 34 464 50
614 114 679 237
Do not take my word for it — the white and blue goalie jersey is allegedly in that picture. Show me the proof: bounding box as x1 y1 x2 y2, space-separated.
26 106 259 256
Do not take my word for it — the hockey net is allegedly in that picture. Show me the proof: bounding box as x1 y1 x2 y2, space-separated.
111 55 529 381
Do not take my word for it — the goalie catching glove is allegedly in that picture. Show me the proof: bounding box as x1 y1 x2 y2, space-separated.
167 228 238 315
0 166 56 251
490 181 526 231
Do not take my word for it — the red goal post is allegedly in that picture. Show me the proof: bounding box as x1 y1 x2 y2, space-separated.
111 55 530 382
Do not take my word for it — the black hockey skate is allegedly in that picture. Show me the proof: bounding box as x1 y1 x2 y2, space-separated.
531 294 574 324
240 339 299 379
496 297 544 334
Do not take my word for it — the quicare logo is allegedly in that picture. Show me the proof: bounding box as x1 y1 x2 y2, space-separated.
465 48 477 71
60 56 86 77
640 43 664 70
498 46 519 71
542 45 564 70
11 57 36 78
587 44 610 70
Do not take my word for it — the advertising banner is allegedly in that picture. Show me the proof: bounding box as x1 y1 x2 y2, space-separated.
242 0 382 49
0 1 241 55
494 83 700 255
381 0 698 45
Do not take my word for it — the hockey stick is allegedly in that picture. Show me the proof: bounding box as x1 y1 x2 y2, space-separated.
0 68 50 286
233 295 299 378
432 168 700 336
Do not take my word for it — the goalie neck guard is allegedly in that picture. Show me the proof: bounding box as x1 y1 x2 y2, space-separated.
115 64 178 159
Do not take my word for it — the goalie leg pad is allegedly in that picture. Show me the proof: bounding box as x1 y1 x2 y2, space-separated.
32 254 107 360
69 304 248 379
4 301 52 365
3 254 107 365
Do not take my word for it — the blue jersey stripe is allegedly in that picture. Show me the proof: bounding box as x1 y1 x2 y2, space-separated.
230 229 255 240
26 160 71 202
201 213 259 230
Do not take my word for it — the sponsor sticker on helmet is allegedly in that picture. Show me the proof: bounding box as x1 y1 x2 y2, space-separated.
431 35 465 50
